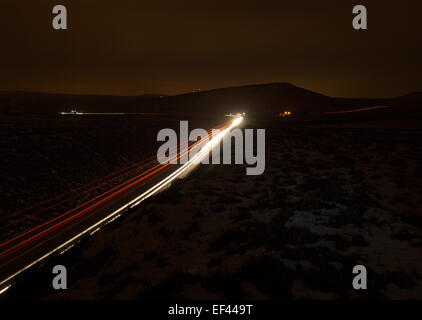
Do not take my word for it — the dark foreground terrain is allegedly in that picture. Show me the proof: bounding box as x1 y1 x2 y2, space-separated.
4 116 422 300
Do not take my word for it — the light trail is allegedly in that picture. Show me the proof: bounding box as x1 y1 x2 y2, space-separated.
0 122 229 253
0 124 224 229
0 117 229 226
324 105 391 114
0 117 243 290
0 120 231 250
59 244 74 255
0 123 228 252
129 116 243 207
60 112 162 116
0 155 160 222
4 117 227 223
0 284 11 295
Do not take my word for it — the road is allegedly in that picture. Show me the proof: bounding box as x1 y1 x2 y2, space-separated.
0 116 243 292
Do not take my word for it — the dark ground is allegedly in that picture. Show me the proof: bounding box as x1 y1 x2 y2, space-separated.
3 115 421 300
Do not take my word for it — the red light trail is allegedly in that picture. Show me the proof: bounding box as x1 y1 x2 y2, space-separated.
0 119 239 288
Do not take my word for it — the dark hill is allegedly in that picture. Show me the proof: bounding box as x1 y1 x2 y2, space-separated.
0 84 421 117
163 83 333 115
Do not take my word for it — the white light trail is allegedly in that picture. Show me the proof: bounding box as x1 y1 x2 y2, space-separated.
60 112 126 115
0 117 243 289
130 116 243 207
59 244 75 255
0 284 11 295
89 228 101 236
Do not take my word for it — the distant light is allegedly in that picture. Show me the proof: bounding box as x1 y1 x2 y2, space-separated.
279 111 292 117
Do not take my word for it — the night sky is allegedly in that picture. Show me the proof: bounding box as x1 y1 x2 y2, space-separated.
1 0 421 97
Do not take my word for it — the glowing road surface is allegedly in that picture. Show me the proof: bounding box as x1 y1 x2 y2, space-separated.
0 116 243 292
